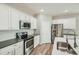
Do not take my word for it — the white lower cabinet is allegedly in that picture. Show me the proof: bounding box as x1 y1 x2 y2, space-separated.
34 35 40 48
0 41 23 55
0 45 14 55
14 41 23 55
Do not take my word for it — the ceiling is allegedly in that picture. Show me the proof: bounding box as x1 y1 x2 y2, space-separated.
25 3 79 16
6 3 79 17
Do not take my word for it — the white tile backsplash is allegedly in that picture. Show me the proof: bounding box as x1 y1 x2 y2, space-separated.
28 30 34 35
0 31 16 42
0 29 34 42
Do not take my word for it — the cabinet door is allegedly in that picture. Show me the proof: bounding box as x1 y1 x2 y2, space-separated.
10 8 20 30
34 35 40 48
31 17 37 29
19 12 26 21
25 15 30 23
14 41 23 55
19 12 31 23
33 18 37 29
0 4 9 30
0 45 14 55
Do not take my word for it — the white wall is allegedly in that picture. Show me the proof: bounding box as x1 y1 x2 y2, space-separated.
52 18 76 30
38 14 52 44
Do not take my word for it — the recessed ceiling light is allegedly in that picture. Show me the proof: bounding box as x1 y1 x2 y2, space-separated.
64 9 69 13
40 9 44 12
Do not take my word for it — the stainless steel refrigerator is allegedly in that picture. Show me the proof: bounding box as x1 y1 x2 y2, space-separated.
51 24 63 44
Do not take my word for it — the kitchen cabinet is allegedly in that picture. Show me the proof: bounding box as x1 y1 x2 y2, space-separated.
0 4 10 30
33 18 37 29
19 12 30 22
0 4 22 30
19 12 26 21
14 41 23 55
0 4 36 30
0 41 23 55
31 16 37 29
10 8 20 30
10 8 31 30
34 35 40 48
25 15 31 23
0 45 14 55
10 7 30 30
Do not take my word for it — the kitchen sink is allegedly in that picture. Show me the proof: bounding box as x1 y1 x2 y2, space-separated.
57 42 77 55
57 42 68 51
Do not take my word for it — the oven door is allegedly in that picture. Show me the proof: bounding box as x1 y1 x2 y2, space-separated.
25 39 34 48
24 38 34 55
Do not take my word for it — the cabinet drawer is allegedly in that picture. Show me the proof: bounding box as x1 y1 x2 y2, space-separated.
14 41 23 55
14 41 23 46
0 45 14 55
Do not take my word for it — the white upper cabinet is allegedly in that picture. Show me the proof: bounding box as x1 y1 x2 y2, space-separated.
0 4 37 30
10 8 20 30
19 12 26 21
33 18 37 29
9 7 29 30
0 4 10 30
19 12 31 23
25 15 30 23
31 16 37 29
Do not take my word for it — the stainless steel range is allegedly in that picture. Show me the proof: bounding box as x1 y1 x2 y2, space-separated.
24 36 34 55
16 32 34 55
16 32 28 40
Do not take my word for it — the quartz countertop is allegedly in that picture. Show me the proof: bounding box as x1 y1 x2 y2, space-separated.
0 38 23 49
0 34 36 49
52 37 79 55
52 37 70 55
68 39 79 55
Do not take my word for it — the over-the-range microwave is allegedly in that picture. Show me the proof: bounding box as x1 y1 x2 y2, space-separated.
19 20 31 29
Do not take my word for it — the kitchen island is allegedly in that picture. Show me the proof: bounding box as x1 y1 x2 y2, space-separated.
52 37 70 55
68 38 79 55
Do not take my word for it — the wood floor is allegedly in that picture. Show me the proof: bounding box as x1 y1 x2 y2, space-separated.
31 43 53 55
